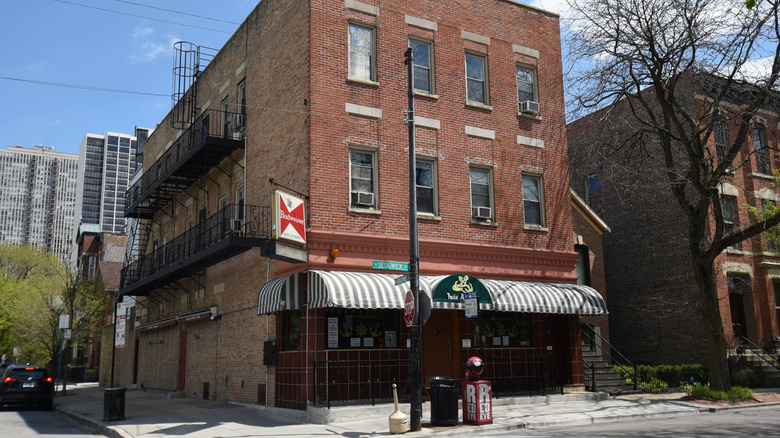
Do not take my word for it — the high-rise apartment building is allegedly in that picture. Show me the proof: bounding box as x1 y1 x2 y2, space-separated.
0 145 78 263
74 130 148 236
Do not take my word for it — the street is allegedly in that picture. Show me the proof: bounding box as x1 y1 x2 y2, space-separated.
511 405 780 437
0 406 105 437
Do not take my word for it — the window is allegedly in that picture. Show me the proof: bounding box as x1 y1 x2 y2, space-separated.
325 310 399 349
416 158 436 215
575 245 591 286
753 126 771 175
714 121 729 165
722 195 741 250
236 186 245 221
221 97 230 136
237 80 247 116
774 281 780 336
522 174 544 227
479 313 533 347
349 23 375 81
410 38 433 94
586 176 599 203
516 65 537 104
284 311 302 351
470 166 493 220
350 149 377 208
763 199 779 252
465 52 488 104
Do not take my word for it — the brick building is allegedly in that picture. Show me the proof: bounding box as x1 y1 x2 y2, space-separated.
568 75 780 365
119 0 606 410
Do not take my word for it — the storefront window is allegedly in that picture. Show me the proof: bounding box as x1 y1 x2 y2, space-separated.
325 310 399 349
284 311 301 351
479 313 533 347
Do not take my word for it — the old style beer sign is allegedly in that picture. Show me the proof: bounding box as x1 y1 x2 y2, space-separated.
273 190 306 246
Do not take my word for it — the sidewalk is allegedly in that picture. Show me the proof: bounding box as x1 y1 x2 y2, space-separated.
53 383 780 438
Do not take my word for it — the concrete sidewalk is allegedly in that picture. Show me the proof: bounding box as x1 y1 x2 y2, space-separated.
53 382 780 438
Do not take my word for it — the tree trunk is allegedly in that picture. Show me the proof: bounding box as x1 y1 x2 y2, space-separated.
691 249 731 392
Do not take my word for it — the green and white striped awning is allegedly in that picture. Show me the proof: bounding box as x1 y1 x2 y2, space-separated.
258 270 607 315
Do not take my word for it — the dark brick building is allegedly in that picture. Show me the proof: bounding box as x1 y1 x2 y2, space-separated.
118 0 606 410
568 76 780 365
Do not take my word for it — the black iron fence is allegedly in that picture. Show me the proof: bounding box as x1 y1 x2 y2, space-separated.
121 203 269 288
486 356 564 397
313 359 410 408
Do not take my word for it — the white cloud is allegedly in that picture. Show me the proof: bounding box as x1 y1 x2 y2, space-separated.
525 0 571 18
25 60 47 72
133 27 154 40
129 29 179 64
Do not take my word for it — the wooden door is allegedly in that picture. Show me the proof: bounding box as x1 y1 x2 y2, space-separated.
422 311 459 386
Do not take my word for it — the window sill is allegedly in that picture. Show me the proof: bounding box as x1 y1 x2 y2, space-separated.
470 218 498 227
347 77 380 88
523 224 548 232
349 206 381 215
725 247 744 255
750 172 775 180
465 101 493 111
414 91 439 100
417 213 441 221
518 111 542 121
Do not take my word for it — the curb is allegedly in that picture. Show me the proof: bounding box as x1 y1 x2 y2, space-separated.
57 406 133 438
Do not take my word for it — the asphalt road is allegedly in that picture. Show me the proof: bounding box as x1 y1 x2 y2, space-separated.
510 405 780 437
0 405 106 437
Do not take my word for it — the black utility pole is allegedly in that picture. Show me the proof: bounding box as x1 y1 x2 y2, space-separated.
404 47 422 432
110 294 119 388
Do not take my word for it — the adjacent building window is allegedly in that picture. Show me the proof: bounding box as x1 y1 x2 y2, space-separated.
763 199 780 252
222 97 230 135
714 121 729 165
465 52 488 105
416 158 436 215
753 126 771 175
575 245 591 286
350 149 377 208
516 65 538 107
236 186 245 221
237 80 247 116
470 166 493 220
410 38 434 94
349 23 375 81
522 174 544 227
722 195 741 250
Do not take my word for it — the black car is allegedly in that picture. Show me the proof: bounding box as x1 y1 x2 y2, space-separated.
0 365 54 409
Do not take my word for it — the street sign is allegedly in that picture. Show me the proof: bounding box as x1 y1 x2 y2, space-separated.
373 260 410 271
63 329 72 340
464 291 478 319
395 273 411 285
404 290 415 327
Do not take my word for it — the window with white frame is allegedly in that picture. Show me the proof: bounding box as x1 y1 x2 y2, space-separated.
753 126 771 175
349 23 375 81
516 65 538 109
237 80 247 116
416 158 436 215
222 97 230 136
522 174 544 227
410 38 434 94
350 149 377 208
236 186 245 221
469 166 493 220
465 52 488 105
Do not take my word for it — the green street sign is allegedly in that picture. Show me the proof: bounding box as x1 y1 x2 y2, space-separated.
395 274 411 285
372 260 409 271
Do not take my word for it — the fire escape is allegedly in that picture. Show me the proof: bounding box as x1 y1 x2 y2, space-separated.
120 42 269 298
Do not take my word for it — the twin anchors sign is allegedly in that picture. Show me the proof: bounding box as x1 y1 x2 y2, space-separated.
273 190 306 245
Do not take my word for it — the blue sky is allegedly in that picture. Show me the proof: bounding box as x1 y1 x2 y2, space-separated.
1 0 561 156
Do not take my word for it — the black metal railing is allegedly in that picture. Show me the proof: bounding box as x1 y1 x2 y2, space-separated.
487 356 564 397
313 359 410 408
125 108 245 214
121 204 269 288
734 336 780 373
581 318 637 391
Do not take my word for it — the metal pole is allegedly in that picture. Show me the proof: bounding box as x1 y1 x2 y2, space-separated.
110 295 119 388
404 47 422 432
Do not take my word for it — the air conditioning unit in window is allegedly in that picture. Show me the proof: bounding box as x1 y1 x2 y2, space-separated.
519 101 541 115
472 206 492 219
352 191 374 206
233 114 246 129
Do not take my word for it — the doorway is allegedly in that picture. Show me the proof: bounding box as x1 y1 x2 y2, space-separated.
421 311 459 386
728 274 751 339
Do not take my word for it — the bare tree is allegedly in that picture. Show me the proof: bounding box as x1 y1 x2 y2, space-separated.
566 0 780 391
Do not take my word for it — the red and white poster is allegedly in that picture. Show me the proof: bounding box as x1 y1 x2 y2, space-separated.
273 190 306 246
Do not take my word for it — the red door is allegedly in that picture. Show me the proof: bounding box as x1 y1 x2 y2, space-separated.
178 331 187 389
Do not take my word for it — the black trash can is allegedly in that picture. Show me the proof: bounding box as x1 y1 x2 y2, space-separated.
103 387 126 421
429 376 459 426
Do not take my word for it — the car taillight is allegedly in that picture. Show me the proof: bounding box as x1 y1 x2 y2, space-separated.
3 377 16 383
44 377 53 383
24 367 34 371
